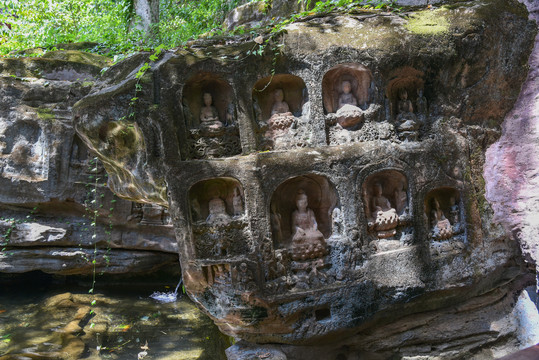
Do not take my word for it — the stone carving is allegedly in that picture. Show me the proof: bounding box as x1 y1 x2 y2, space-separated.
199 92 223 131
430 197 453 240
182 75 241 159
331 207 344 236
338 80 358 109
203 263 231 286
394 181 408 216
233 262 256 291
253 75 312 151
206 196 232 225
396 89 419 141
140 203 165 225
291 190 327 260
232 187 244 217
264 88 296 149
190 178 249 259
369 183 399 239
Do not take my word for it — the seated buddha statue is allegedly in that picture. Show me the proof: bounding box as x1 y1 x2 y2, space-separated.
199 92 223 132
338 80 358 110
431 197 453 240
290 190 327 261
335 80 363 129
206 196 231 225
370 183 399 238
396 88 419 139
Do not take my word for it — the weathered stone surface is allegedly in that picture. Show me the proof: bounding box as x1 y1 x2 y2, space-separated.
485 0 539 267
0 247 177 275
69 0 539 357
0 50 178 276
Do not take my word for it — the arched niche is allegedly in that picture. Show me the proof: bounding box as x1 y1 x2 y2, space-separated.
270 174 339 248
386 67 425 120
362 170 409 220
252 74 307 122
188 177 245 223
322 63 373 114
182 72 235 128
424 187 462 231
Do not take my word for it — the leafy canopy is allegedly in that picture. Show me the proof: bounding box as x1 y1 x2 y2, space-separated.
0 0 396 57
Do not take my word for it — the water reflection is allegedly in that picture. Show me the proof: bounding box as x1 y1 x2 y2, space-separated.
0 275 228 360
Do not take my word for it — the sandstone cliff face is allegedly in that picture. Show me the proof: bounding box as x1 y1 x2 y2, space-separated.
0 51 179 275
1 0 538 358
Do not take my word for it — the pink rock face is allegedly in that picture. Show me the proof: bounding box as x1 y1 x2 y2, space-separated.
485 3 539 264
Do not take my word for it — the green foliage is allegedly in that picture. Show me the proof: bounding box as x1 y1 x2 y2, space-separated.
0 0 131 55
0 0 250 56
0 0 397 57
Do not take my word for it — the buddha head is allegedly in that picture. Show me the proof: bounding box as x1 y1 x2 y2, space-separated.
398 88 408 101
342 80 352 94
203 92 213 106
295 190 308 211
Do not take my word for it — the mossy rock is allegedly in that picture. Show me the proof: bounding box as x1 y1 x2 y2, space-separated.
41 50 111 69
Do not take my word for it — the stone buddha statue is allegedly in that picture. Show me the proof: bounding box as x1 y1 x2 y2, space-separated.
206 196 231 225
290 190 327 261
270 88 291 116
396 88 419 140
338 80 358 110
370 183 399 238
265 88 296 148
431 197 453 240
199 92 223 131
335 80 363 129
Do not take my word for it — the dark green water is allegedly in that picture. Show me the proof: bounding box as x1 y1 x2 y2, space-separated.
0 274 228 360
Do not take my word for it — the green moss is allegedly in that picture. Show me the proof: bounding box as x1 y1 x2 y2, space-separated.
36 107 55 121
405 9 450 35
81 81 94 87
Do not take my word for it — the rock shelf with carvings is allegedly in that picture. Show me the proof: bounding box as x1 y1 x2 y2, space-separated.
73 1 538 358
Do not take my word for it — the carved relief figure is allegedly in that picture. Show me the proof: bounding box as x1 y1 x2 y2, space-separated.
338 80 358 110
334 80 364 129
232 187 244 216
431 197 453 240
265 89 296 148
199 92 223 131
394 181 408 216
370 183 399 238
271 89 291 116
396 89 419 141
291 190 327 260
206 196 231 225
449 196 459 225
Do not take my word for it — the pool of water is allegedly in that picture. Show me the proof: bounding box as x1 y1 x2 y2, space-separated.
0 274 228 360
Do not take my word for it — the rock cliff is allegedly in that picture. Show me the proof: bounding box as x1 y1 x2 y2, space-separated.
1 0 539 358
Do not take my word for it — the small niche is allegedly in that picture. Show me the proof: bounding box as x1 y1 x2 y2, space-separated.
252 74 307 122
362 170 409 239
386 66 425 120
424 187 463 241
188 177 245 223
315 307 331 321
270 174 339 248
182 72 236 129
322 63 373 114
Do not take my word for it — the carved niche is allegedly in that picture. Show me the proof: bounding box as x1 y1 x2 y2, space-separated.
182 73 241 159
252 74 310 150
424 187 465 256
188 177 249 259
322 63 381 144
362 170 412 251
268 175 339 292
386 67 427 142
